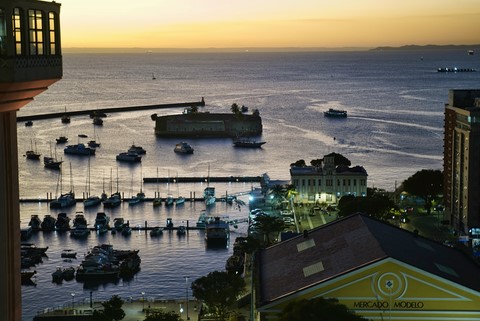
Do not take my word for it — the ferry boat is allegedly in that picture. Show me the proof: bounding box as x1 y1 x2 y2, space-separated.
324 108 347 118
233 137 266 148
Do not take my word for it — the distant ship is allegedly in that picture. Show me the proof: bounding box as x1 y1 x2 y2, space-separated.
324 108 347 118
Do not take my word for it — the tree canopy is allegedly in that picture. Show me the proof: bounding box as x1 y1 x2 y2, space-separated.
191 271 246 321
143 310 182 321
92 295 125 321
337 192 394 221
402 169 443 214
291 153 351 168
252 215 285 246
278 297 366 321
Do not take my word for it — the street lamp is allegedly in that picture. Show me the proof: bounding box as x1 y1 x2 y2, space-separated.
185 276 190 320
141 292 145 311
71 293 75 309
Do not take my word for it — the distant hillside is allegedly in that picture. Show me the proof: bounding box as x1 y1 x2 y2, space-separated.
371 44 479 51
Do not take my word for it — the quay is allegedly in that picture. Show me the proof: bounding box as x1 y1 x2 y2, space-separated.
143 175 262 183
33 298 204 321
16 99 205 122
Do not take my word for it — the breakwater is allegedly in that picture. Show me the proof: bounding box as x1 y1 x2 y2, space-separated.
16 99 205 122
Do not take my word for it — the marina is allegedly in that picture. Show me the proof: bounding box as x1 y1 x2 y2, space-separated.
16 49 479 320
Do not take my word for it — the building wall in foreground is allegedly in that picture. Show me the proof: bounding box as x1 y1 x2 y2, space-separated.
258 258 480 321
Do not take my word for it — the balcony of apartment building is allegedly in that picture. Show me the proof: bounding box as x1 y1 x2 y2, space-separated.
0 0 62 112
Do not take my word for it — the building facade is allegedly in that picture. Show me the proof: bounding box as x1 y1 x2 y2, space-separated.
255 214 480 321
443 89 480 239
289 153 368 204
0 1 62 320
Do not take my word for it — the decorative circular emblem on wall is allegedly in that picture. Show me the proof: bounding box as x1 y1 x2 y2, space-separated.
374 272 405 299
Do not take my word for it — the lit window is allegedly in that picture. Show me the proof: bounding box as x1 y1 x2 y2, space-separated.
13 8 22 55
28 9 44 55
49 12 57 54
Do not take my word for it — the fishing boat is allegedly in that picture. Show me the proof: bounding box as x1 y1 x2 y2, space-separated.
128 172 145 205
24 120 33 127
61 249 77 258
50 191 76 208
61 115 70 124
70 224 90 238
233 137 266 148
83 156 102 207
44 156 63 169
56 136 68 144
116 151 141 162
25 139 41 160
54 212 71 231
204 186 216 206
64 143 96 156
174 142 194 154
103 168 121 207
113 218 125 231
128 144 146 154
165 170 174 206
72 212 87 227
40 215 56 231
149 226 164 237
21 270 36 283
44 142 63 169
176 225 187 235
205 217 230 244
94 212 110 232
28 215 42 231
324 108 347 118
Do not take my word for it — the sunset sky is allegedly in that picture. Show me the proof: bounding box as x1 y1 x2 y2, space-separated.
59 0 480 49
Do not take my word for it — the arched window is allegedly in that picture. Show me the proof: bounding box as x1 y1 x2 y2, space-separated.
48 12 57 55
13 8 22 55
28 9 44 55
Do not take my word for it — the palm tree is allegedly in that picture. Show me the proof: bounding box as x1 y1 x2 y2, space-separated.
252 215 285 246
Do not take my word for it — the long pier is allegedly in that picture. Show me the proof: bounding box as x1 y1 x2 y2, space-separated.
16 100 205 122
143 176 262 183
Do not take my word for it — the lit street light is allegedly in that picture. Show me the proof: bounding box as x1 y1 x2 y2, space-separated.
141 292 146 311
71 293 75 309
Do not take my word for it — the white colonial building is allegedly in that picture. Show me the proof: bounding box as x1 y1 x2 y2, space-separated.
290 153 368 204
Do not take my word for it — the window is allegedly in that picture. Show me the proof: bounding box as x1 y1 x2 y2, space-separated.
48 12 57 54
13 8 22 55
28 9 44 55
0 9 6 55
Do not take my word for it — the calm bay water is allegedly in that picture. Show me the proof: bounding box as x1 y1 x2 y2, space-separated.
17 49 479 320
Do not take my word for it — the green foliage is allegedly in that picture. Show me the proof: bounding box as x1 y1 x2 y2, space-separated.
278 297 367 321
402 169 443 214
337 193 394 220
144 310 182 321
252 215 285 246
310 158 323 167
191 271 246 321
189 105 198 114
92 295 125 321
327 152 351 166
290 159 306 167
231 103 240 114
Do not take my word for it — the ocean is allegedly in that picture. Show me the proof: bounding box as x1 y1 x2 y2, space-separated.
17 49 479 320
